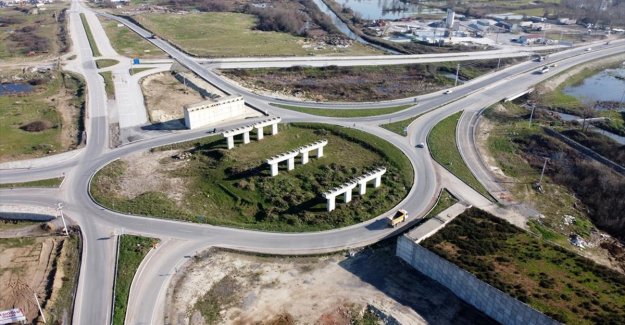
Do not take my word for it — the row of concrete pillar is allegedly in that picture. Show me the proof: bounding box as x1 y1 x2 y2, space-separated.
322 167 387 212
222 117 281 149
265 140 328 177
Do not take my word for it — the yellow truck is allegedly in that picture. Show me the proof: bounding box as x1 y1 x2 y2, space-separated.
388 209 408 227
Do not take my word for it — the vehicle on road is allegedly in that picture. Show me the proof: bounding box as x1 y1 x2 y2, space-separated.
540 66 550 74
388 209 408 227
416 142 425 148
443 90 453 94
550 63 557 67
586 47 592 51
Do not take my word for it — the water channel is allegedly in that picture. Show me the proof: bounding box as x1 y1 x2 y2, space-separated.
310 0 401 54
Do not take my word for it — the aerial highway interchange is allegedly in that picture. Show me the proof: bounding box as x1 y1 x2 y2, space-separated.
1 0 624 324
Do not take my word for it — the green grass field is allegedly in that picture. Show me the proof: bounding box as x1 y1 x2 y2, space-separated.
0 177 63 188
99 17 165 58
96 59 119 69
422 208 625 324
0 71 85 161
428 112 492 200
99 71 115 99
0 3 68 60
92 123 413 232
271 103 413 118
113 235 156 325
134 12 380 57
80 13 101 57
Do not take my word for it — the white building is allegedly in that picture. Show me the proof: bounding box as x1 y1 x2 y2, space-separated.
184 95 246 129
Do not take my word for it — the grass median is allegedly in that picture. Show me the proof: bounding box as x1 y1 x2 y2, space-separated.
113 235 157 325
271 103 413 118
381 114 424 136
99 71 115 99
0 177 63 189
80 13 101 57
96 59 119 69
427 111 492 200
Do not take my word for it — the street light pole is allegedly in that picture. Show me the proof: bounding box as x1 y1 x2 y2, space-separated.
528 104 536 127
57 203 69 236
454 63 460 87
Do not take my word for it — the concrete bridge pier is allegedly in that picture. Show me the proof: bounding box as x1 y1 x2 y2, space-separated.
287 157 295 171
272 123 278 135
226 136 235 149
325 194 337 212
243 131 250 144
269 163 279 176
256 126 264 140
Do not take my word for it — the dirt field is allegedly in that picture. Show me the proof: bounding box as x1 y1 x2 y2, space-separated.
0 221 81 324
165 243 495 325
141 72 205 123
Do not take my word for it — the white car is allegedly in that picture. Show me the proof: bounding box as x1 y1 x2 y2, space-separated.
443 90 453 94
586 47 592 51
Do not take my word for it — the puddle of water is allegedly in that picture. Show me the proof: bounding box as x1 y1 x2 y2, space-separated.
0 83 34 96
335 0 445 20
563 67 625 104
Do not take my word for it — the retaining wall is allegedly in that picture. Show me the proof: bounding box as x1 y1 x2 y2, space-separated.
396 236 560 325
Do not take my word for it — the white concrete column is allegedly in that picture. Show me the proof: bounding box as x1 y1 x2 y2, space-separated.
301 151 309 165
327 195 336 212
317 146 324 157
270 163 278 177
344 189 352 203
272 123 278 135
256 126 264 140
227 136 234 149
243 131 250 144
374 175 382 187
359 181 367 195
287 157 295 171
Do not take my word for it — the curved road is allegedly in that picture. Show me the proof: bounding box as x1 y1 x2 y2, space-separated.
1 1 624 323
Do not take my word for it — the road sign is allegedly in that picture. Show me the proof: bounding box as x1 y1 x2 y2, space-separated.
0 309 26 325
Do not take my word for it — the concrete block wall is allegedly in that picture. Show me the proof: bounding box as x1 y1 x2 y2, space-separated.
397 236 560 325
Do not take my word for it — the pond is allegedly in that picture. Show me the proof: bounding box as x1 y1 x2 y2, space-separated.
563 67 625 104
335 0 445 20
0 83 34 96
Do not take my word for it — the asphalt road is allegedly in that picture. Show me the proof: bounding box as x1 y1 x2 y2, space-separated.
1 2 624 324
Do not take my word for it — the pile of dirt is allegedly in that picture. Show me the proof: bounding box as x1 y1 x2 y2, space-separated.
19 120 54 132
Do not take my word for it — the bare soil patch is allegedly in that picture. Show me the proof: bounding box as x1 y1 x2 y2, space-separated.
0 225 81 324
165 243 495 325
141 72 204 123
116 150 190 205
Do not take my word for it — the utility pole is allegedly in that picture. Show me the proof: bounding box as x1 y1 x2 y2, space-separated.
454 63 460 87
528 104 536 127
538 157 549 187
34 292 46 324
57 202 69 236
497 57 502 70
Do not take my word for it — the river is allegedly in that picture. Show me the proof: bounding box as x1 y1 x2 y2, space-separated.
334 0 445 20
563 66 625 106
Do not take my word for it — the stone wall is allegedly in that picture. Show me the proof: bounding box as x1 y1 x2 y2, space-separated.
183 96 246 129
396 236 560 325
